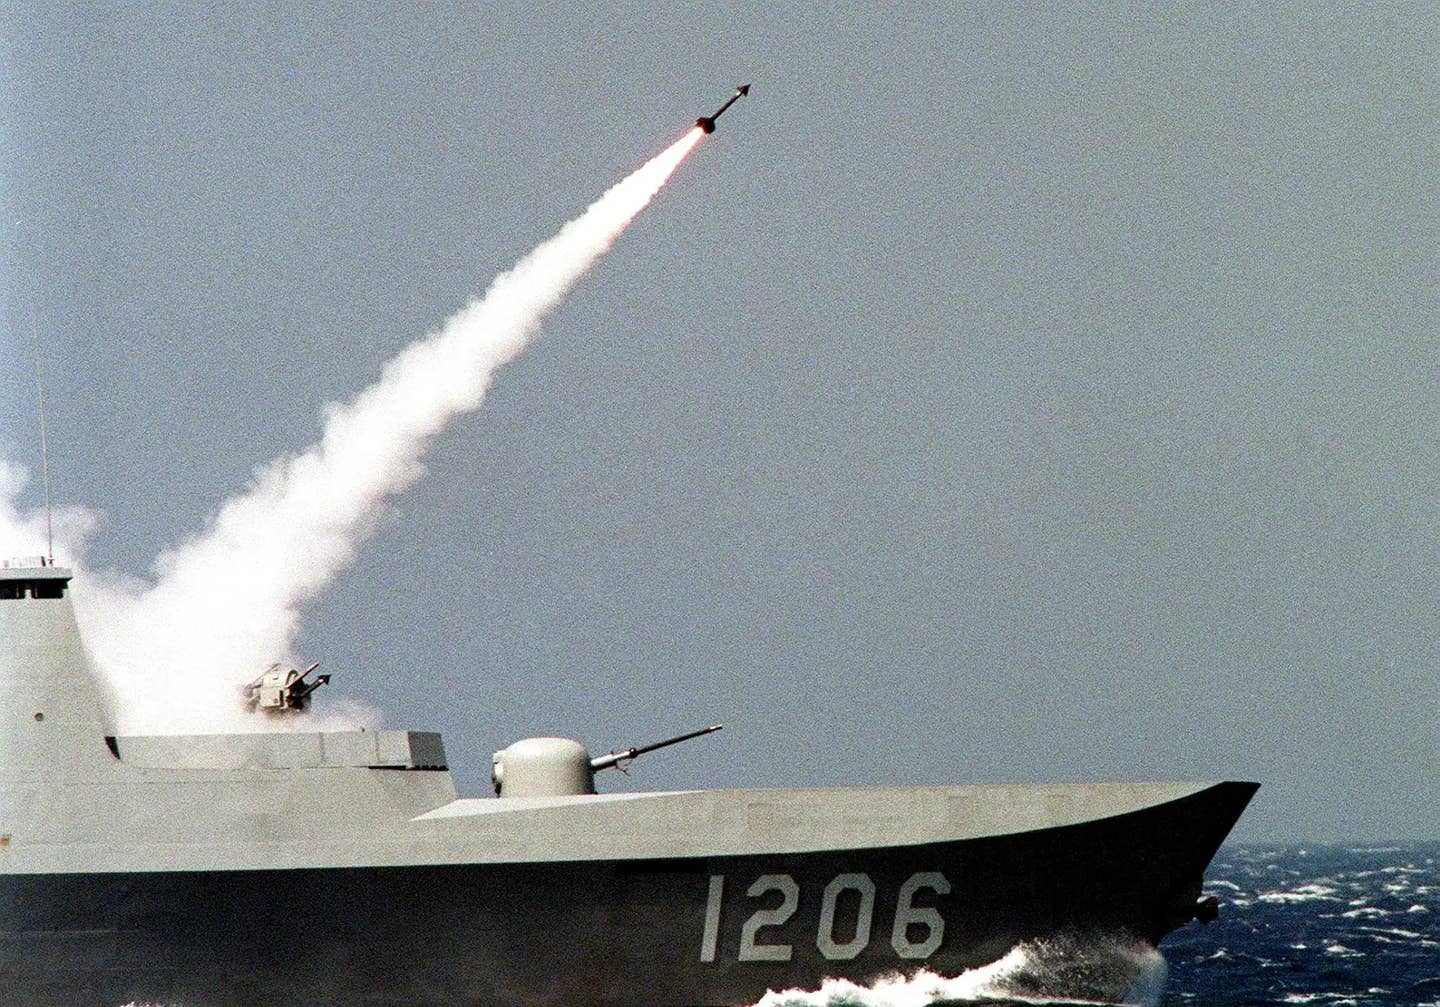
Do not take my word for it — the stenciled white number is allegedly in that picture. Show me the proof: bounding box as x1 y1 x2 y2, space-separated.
890 871 951 959
700 875 724 963
700 870 951 963
737 874 800 962
816 873 876 960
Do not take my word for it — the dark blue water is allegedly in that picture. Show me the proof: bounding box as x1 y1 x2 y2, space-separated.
1163 844 1440 1006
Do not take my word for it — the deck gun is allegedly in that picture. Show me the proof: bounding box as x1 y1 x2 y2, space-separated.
589 724 724 774
242 662 331 714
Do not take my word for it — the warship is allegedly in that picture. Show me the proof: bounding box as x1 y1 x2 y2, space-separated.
0 558 1257 1006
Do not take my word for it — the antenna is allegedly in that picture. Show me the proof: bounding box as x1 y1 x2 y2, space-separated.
28 309 54 566
14 217 54 566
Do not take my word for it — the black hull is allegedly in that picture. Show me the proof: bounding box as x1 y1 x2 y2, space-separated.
0 781 1255 1006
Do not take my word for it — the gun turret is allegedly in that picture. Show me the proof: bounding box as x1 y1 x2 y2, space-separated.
589 724 724 773
242 662 331 714
492 725 724 798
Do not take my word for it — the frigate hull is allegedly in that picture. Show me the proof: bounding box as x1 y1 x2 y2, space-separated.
3 782 1255 1007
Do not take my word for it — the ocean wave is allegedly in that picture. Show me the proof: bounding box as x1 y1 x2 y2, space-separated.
1322 943 1362 957
1339 906 1389 919
1355 925 1425 940
1256 883 1343 904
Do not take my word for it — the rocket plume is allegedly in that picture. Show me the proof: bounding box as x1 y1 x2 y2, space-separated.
73 127 706 734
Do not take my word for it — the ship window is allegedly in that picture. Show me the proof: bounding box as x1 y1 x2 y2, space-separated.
0 580 67 600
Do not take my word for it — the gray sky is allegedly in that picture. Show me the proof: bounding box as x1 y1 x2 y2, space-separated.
1 3 1435 842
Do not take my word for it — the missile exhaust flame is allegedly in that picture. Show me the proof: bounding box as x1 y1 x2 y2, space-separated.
60 126 704 734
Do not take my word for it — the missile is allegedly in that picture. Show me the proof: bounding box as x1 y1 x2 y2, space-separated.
696 84 750 134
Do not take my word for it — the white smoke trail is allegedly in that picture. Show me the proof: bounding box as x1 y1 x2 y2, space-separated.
73 128 704 735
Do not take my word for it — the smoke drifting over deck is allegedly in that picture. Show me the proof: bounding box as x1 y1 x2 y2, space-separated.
4 127 705 734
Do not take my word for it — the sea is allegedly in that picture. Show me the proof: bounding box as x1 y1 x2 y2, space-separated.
1162 843 1440 1007
760 844 1440 1007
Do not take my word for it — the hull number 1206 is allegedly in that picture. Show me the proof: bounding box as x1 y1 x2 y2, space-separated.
699 871 950 963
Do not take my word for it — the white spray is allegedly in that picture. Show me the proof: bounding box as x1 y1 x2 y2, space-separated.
754 935 1168 1007
56 127 703 734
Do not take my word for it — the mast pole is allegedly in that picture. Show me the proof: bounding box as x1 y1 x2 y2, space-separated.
28 309 54 566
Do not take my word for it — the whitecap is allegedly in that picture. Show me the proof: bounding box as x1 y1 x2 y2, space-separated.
1256 883 1342 904
1339 906 1389 919
1356 925 1423 940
